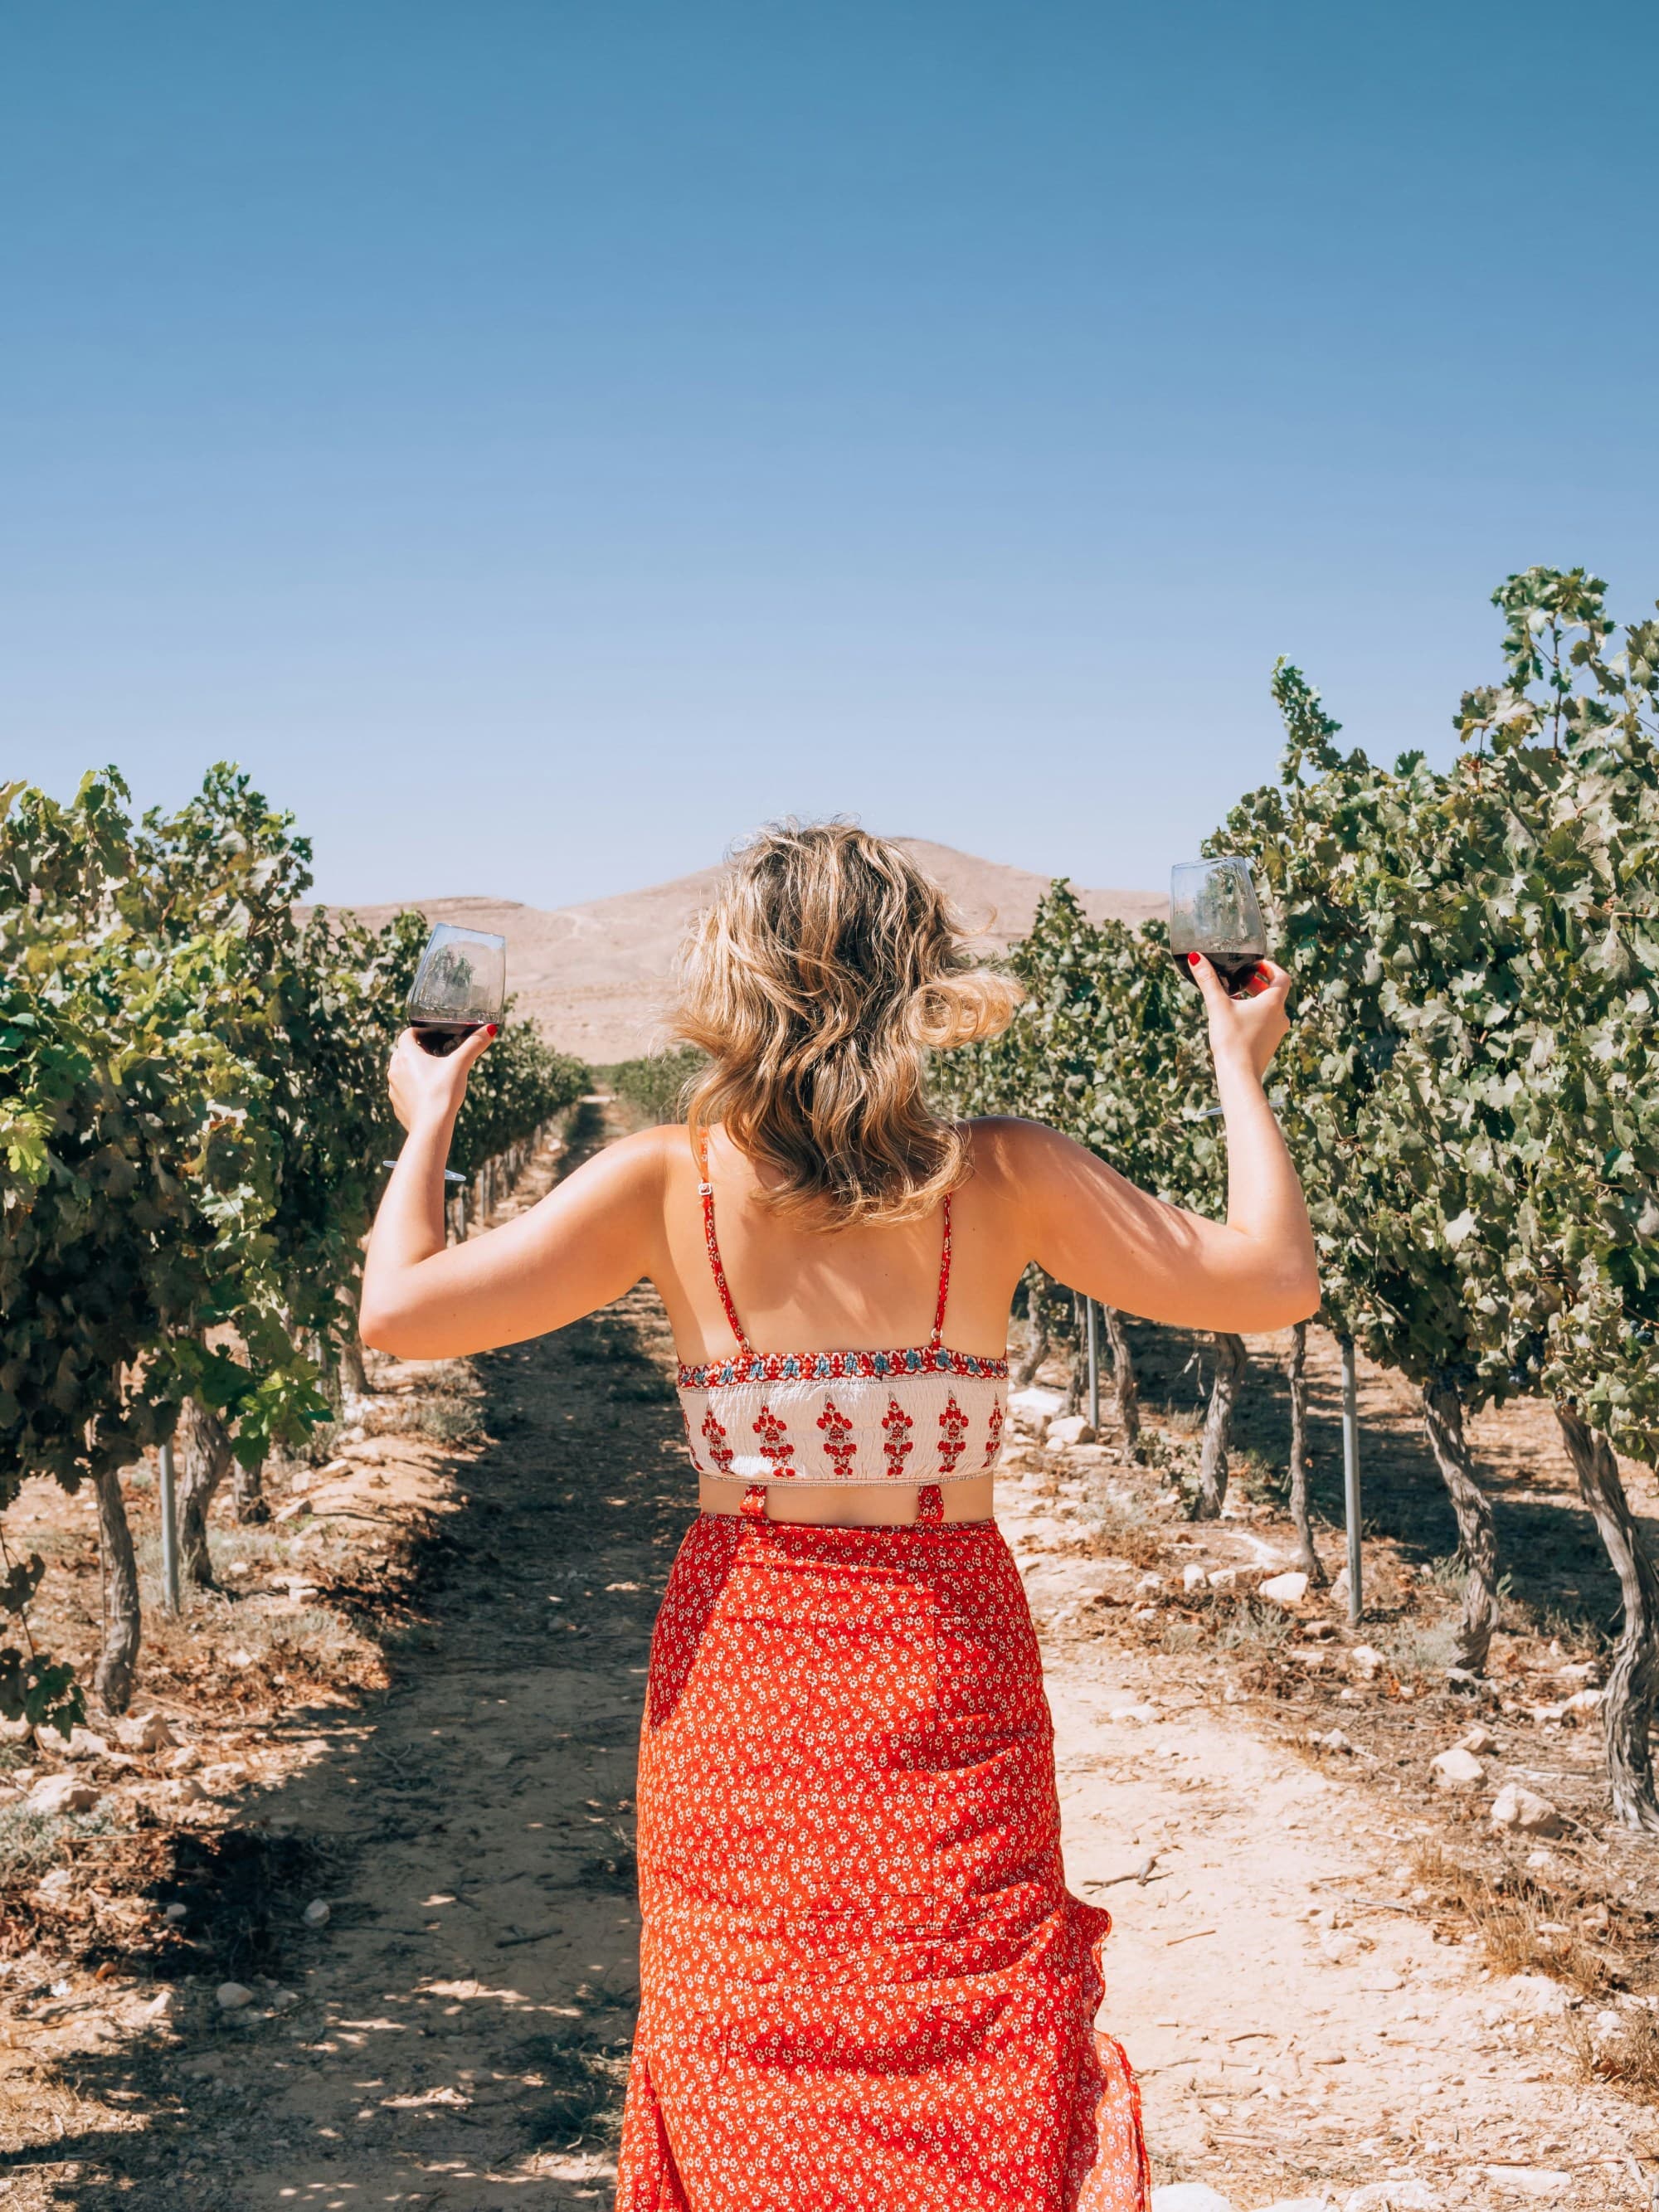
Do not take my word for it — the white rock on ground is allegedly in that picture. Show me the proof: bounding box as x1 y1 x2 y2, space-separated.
303 1898 332 1927
1493 1971 1579 2017
1182 1564 1209 1592
1490 1782 1565 1835
1151 2186 1237 2212
1208 1567 1240 1592
114 1712 177 1753
1456 1723 1500 1754
1008 1387 1066 1427
216 1982 255 2011
1481 2170 1573 2198
1347 1645 1384 1679
1108 1704 1160 1724
35 1726 108 1761
1344 2186 1441 2212
1047 1414 1097 1448
27 1772 102 1816
1428 1746 1485 1791
1258 1571 1309 1605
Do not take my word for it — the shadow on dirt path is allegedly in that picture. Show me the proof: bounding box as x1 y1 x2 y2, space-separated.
25 1103 684 2210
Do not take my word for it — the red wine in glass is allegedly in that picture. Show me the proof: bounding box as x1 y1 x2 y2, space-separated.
411 1018 488 1057
1171 949 1267 997
406 925 507 1052
1169 860 1268 999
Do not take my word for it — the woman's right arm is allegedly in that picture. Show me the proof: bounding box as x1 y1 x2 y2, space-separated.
360 1031 671 1359
987 952 1320 1334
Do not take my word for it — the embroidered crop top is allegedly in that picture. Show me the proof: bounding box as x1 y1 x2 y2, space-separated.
675 1137 1010 1485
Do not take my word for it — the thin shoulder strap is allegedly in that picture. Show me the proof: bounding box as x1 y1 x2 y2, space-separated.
929 1189 954 1350
695 1127 753 1358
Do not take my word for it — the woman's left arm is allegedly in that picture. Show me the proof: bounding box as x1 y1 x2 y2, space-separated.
359 1029 667 1359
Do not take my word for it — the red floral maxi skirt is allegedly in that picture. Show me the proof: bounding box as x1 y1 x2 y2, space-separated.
615 1500 1149 2211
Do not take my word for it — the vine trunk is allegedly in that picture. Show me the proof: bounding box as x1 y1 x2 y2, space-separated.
1285 1322 1325 1582
91 1468 142 1715
1419 1379 1500 1675
1195 1334 1248 1519
1555 1402 1659 1832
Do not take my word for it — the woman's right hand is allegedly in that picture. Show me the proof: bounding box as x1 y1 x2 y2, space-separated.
1186 953 1291 1085
387 1023 497 1135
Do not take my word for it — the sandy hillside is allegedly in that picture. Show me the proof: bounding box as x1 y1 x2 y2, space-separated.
319 839 1166 1064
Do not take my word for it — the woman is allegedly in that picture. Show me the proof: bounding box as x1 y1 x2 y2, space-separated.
362 824 1317 2212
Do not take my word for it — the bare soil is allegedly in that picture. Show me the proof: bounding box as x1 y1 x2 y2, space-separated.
3 1106 1658 2210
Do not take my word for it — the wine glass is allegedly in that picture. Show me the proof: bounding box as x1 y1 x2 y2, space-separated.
406 925 506 1055
1169 858 1268 998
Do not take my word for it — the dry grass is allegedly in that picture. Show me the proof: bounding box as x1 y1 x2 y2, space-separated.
1468 1889 1607 1991
1570 2005 1659 2098
1378 1613 1462 1678
350 1389 485 1445
0 1804 120 1884
1407 1840 1627 2000
1213 1597 1297 1654
1083 1492 1164 1570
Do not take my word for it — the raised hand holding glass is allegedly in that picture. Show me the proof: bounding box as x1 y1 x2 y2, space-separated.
406 925 506 1055
1168 859 1268 997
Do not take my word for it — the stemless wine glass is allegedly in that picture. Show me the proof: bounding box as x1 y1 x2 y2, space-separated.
406 925 507 1055
1169 858 1268 999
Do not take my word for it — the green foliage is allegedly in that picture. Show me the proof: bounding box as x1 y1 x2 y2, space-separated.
606 1048 705 1127
937 885 1225 1213
450 1017 589 1173
0 765 588 1716
367 909 588 1169
1222 570 1659 1454
936 564 1659 1477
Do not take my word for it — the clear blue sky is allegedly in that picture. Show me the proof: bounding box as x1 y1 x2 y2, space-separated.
6 2 1657 908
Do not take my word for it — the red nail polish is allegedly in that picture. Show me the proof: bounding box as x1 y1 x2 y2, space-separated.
1187 951 1199 965
487 1023 499 1038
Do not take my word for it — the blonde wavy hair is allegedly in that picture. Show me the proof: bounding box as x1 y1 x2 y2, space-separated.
666 822 1022 1230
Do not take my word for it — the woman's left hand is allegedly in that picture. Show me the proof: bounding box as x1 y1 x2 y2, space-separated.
387 1023 497 1134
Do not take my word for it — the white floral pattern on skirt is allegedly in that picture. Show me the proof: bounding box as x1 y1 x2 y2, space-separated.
615 1508 1149 2211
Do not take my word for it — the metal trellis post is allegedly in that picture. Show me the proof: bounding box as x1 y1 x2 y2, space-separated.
158 1441 182 1616
1086 1300 1100 1432
1340 1337 1362 1624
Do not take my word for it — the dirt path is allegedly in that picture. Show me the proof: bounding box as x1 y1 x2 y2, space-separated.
7 1106 1653 2210
1020 1509 1650 2207
197 1118 685 2209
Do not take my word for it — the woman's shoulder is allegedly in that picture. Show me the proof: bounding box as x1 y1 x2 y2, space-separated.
956 1114 1073 1179
557 1120 688 1204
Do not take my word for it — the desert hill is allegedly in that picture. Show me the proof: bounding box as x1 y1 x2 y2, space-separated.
331 840 1165 1065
